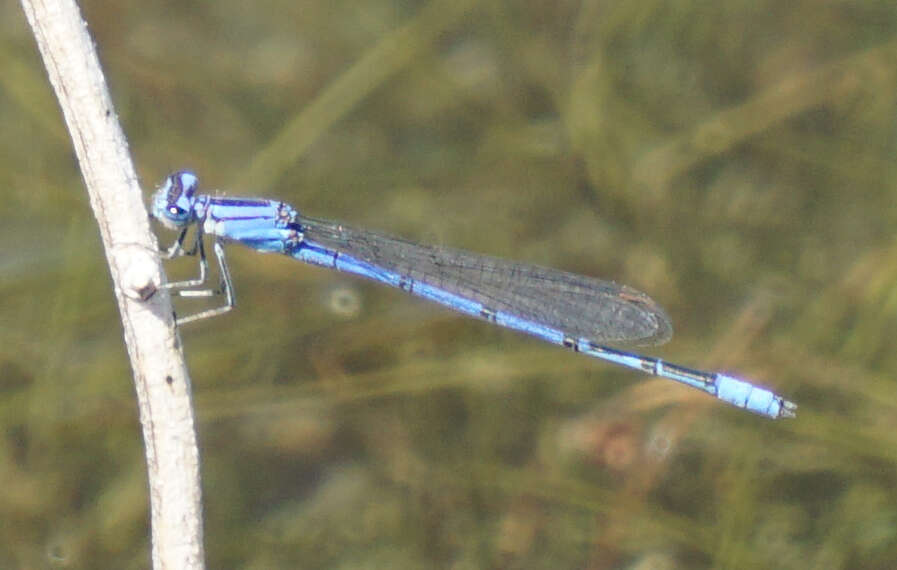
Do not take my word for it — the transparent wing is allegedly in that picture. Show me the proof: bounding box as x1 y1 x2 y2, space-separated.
299 216 672 345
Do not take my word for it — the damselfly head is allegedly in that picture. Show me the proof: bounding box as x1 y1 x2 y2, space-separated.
151 171 199 229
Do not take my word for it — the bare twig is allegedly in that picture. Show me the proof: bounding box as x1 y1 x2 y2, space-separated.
20 1 205 568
